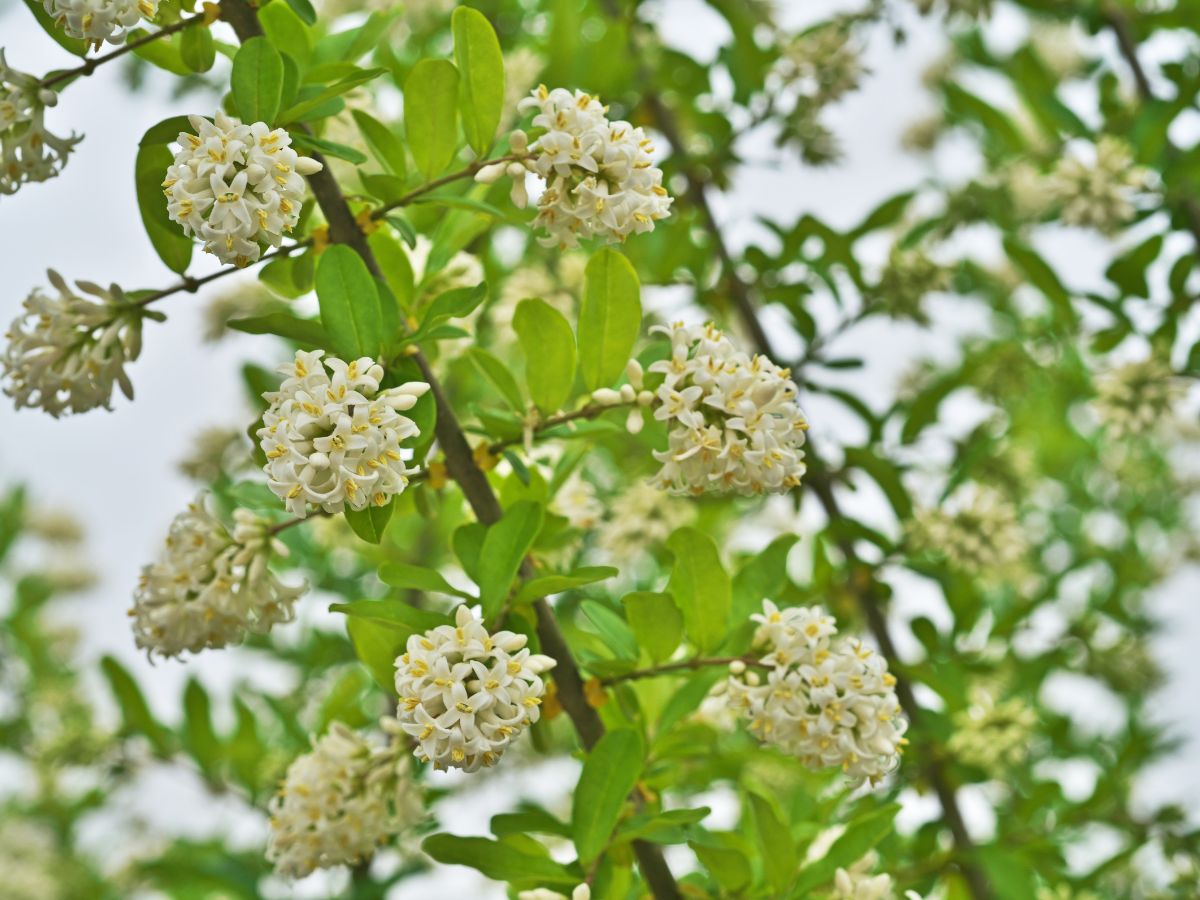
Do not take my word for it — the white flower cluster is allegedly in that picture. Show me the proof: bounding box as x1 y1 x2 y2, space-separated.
907 483 1027 582
476 85 672 248
948 692 1037 775
393 605 556 772
129 496 305 658
0 818 67 900
1 52 81 196
163 113 322 267
721 601 907 784
595 480 694 562
41 0 158 45
833 853 896 900
646 322 808 496
1094 357 1182 440
1050 136 1152 234
2 270 145 417
551 470 604 530
267 721 424 879
258 350 429 517
519 887 591 900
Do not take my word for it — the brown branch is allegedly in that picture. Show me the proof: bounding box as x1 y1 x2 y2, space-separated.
134 240 310 308
39 15 206 90
601 656 766 686
370 155 524 220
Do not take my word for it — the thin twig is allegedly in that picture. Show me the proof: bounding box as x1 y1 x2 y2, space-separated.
134 240 311 308
39 15 206 91
601 656 766 686
370 155 524 220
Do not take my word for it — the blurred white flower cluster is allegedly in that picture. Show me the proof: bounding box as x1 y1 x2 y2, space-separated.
832 852 896 900
721 601 908 784
594 480 694 562
907 483 1027 582
267 721 424 879
129 496 305 658
490 254 585 347
163 113 322 266
477 85 672 248
645 322 808 496
948 691 1037 774
1093 356 1183 440
258 350 429 517
41 0 158 45
2 270 146 417
1 52 81 196
519 887 591 900
1050 136 1152 234
0 818 67 900
393 606 556 772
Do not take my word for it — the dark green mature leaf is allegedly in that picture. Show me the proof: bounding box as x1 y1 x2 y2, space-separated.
515 566 618 604
101 656 171 755
514 299 577 413
452 7 505 156
1106 233 1165 299
572 729 645 863
791 803 900 895
135 138 193 275
282 0 317 25
666 527 731 653
231 38 284 124
405 59 460 179
315 245 383 358
579 249 642 391
226 312 328 349
422 834 577 885
290 132 368 164
345 500 394 544
378 562 476 599
478 501 544 617
622 592 683 663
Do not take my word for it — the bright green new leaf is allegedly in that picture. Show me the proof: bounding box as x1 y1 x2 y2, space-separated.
344 615 404 689
101 656 171 756
731 534 797 622
259 0 312 67
330 598 452 633
572 729 645 863
134 139 193 275
378 562 476 599
691 840 752 893
422 834 577 885
352 109 407 178
514 299 577 413
466 347 525 412
226 312 328 350
748 792 796 894
622 591 683 663
405 59 460 179
790 803 900 896
666 527 731 653
579 248 642 391
477 501 544 617
452 7 505 156
422 283 488 328
515 566 618 604
315 245 383 359
344 500 394 544
180 24 216 74
231 37 284 124
581 600 639 660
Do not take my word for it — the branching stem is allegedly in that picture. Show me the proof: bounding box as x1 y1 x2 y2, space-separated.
38 15 206 91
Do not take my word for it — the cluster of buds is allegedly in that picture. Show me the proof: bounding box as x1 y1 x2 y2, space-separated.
1 51 81 196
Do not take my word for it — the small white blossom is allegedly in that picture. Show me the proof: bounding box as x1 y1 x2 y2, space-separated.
595 480 694 562
130 495 305 658
393 605 556 772
907 483 1027 582
267 721 425 879
2 270 146 417
0 818 67 900
41 0 158 45
481 85 672 248
723 601 908 784
1 52 81 196
164 112 322 267
1093 356 1183 440
647 322 808 496
1049 137 1152 234
258 350 429 517
834 853 895 900
550 470 604 529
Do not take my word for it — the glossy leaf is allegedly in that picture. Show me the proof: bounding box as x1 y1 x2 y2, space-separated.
405 59 460 179
572 729 645 863
452 7 505 156
579 248 642 391
514 298 577 413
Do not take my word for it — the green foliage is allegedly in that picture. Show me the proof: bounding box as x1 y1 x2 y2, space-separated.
579 248 643 391
572 729 645 863
405 59 460 179
514 298 577 413
314 244 384 358
451 7 505 157
231 38 284 124
665 527 732 654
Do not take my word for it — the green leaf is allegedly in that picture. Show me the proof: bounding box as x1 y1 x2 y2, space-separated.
422 283 488 328
231 37 284 124
101 656 171 756
731 535 796 622
452 6 505 156
515 566 619 604
422 834 577 886
331 598 452 633
748 792 796 894
135 139 193 274
572 729 645 863
378 562 476 599
622 592 683 663
283 0 317 25
140 115 195 147
579 248 642 391
22 0 88 56
691 840 752 893
514 299 577 413
315 245 383 359
352 109 407 178
278 68 387 123
466 347 525 411
181 24 217 73
453 521 487 584
344 616 404 689
581 600 639 661
226 312 328 349
1106 232 1165 299
1002 236 1073 322
290 131 368 164
665 527 731 653
259 0 312 67
791 803 900 895
345 500 394 544
615 807 710 845
478 501 544 618
405 59 460 179
182 679 221 777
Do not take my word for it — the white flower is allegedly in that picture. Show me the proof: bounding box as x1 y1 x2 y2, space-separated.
258 350 429 517
724 601 907 784
267 721 424 879
646 322 808 496
948 690 1037 774
1049 136 1152 234
551 470 604 529
595 480 694 562
907 483 1027 582
833 853 895 900
129 495 305 658
177 425 248 482
0 818 67 900
163 112 322 266
41 0 158 45
480 85 672 248
1 52 81 196
394 605 556 772
2 270 146 417
518 886 591 900
1093 356 1183 440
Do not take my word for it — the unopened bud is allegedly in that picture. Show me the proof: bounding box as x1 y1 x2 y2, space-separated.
619 383 636 403
637 390 655 407
625 358 644 388
729 659 746 676
295 156 324 176
474 162 508 184
510 129 529 153
625 407 643 434
591 388 622 406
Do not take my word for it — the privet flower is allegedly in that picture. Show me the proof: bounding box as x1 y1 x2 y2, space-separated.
595 480 694 562
645 322 808 496
1 52 81 196
519 887 591 900
833 852 895 900
129 496 305 658
1049 137 1152 234
267 721 424 879
947 691 1037 774
258 350 429 517
779 26 865 107
490 254 585 347
163 113 322 266
177 424 247 482
1093 357 1183 440
2 270 148 417
907 484 1027 582
41 0 158 45
476 85 672 248
551 470 604 530
393 606 556 772
721 601 907 784
0 818 67 900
